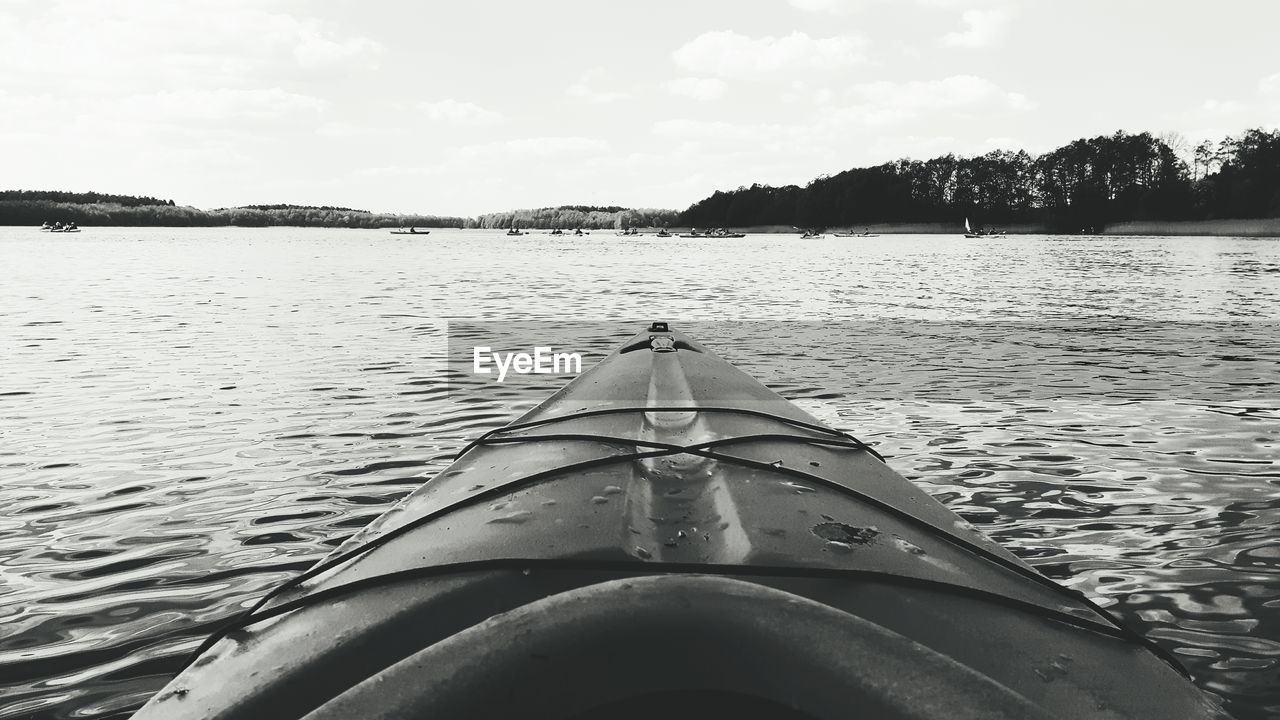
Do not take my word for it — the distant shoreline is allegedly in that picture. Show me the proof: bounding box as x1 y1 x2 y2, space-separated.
4 217 1279 237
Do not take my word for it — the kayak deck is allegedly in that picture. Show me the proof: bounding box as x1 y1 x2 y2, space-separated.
132 323 1223 720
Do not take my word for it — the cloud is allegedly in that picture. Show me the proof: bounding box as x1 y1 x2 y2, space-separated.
653 119 773 141
293 31 383 69
1259 71 1280 99
781 81 835 105
839 75 1035 123
117 88 327 122
317 121 393 139
456 137 610 159
416 99 504 126
943 7 1016 48
787 0 880 14
673 31 866 77
567 70 630 104
916 0 1006 8
649 74 1035 172
663 77 728 101
1201 99 1248 116
0 1 382 95
1187 70 1280 136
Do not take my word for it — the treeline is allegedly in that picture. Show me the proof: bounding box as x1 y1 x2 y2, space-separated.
680 128 1280 230
0 189 176 207
0 199 467 228
474 206 680 230
239 203 370 213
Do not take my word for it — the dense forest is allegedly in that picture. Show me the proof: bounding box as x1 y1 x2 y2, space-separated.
473 205 680 230
0 190 178 207
0 194 468 228
679 128 1280 230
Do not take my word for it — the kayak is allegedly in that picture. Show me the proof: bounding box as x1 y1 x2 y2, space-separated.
131 322 1224 720
389 229 429 235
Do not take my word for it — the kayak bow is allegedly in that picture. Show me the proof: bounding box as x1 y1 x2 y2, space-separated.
132 322 1223 720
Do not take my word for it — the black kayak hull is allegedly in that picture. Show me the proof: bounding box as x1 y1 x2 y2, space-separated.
131 323 1224 720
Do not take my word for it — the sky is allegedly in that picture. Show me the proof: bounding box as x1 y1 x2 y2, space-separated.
1 0 1278 217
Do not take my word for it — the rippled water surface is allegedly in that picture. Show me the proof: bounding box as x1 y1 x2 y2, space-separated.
2 227 1279 719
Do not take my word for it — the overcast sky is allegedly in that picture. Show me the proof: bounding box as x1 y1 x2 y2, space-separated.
2 0 1277 216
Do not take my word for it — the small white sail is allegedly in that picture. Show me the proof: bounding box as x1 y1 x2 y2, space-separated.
965 217 973 233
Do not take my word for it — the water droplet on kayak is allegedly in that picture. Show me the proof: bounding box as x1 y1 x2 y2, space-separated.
541 499 556 506
488 510 533 524
718 521 730 529
825 541 853 554
522 568 532 576
590 495 608 504
635 546 652 559
489 501 510 512
467 484 484 492
770 460 783 467
676 530 687 539
809 461 820 467
780 481 815 494
602 485 623 495
812 522 878 545
665 488 683 496
892 537 925 555
762 527 787 537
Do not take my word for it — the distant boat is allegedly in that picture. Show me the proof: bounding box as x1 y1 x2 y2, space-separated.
507 223 524 236
550 228 564 235
963 218 1004 238
706 228 746 238
833 229 878 237
655 229 672 237
800 232 825 239
390 228 429 235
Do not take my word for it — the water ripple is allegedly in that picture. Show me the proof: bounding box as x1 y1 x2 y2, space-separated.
1 229 1278 719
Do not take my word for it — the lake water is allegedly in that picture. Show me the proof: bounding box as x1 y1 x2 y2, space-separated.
2 227 1278 719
